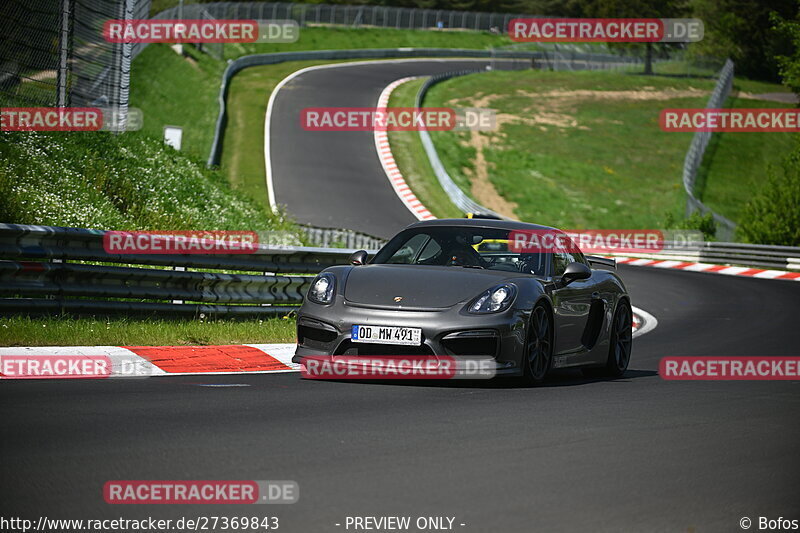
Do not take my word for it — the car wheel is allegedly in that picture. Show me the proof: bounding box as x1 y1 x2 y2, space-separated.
585 300 632 378
523 303 553 385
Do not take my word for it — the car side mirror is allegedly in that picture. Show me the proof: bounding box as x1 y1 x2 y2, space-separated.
561 262 591 285
349 250 369 266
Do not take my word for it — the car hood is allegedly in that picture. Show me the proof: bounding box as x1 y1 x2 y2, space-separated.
343 264 520 309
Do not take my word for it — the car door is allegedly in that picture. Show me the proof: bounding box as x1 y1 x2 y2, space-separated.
549 251 595 357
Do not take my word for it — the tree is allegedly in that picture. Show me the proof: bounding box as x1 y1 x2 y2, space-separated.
772 7 800 99
582 0 688 75
689 0 795 82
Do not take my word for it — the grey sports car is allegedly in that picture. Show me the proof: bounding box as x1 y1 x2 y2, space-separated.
293 219 632 384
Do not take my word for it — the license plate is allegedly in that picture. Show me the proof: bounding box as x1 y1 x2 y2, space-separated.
351 325 422 346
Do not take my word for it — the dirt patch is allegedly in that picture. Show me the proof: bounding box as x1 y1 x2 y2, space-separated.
445 86 709 217
452 87 708 133
735 91 799 104
463 129 518 219
516 87 708 101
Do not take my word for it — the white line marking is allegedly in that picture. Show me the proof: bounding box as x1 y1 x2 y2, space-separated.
631 306 658 339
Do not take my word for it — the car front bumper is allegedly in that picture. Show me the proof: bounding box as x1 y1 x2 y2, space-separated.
292 300 530 376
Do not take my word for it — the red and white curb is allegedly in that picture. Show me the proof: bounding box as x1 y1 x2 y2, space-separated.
613 256 800 281
0 344 299 380
374 77 436 221
0 310 654 379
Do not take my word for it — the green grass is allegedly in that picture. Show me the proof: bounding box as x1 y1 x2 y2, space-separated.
392 69 794 231
418 69 715 228
387 78 464 219
130 43 224 160
696 87 798 223
0 130 293 231
0 316 297 347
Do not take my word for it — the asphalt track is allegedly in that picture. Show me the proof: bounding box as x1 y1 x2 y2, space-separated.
268 59 512 238
3 60 799 532
2 266 799 532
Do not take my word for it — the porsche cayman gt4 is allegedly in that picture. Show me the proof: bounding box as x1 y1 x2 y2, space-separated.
293 219 632 384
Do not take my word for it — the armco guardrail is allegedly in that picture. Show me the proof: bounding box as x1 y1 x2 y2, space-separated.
300 225 385 250
682 58 737 241
3 224 796 319
608 241 800 271
0 224 363 318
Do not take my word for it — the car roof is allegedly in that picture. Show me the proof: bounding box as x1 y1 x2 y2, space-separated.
404 218 560 233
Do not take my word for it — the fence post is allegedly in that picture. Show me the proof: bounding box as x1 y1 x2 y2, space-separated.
57 0 74 108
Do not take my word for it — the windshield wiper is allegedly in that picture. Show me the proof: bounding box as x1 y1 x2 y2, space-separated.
460 265 485 269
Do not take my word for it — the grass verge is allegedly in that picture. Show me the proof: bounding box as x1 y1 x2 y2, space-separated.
0 316 297 347
393 69 793 231
130 44 224 161
696 79 798 223
387 78 464 219
0 129 293 231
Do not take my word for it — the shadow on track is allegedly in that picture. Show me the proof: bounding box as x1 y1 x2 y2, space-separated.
299 368 658 390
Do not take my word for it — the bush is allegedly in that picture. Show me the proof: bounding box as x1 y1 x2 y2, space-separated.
662 210 717 241
738 144 800 246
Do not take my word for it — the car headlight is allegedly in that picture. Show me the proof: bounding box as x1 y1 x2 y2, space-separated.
467 284 517 314
308 273 336 304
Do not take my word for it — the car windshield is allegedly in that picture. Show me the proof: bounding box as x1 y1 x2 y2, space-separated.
371 226 548 275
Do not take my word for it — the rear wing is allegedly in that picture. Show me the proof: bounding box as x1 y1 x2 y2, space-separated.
585 255 616 270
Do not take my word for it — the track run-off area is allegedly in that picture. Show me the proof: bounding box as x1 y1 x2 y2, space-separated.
2 58 799 532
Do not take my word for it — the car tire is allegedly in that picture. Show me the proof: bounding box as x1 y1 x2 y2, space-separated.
584 299 632 378
522 303 553 385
